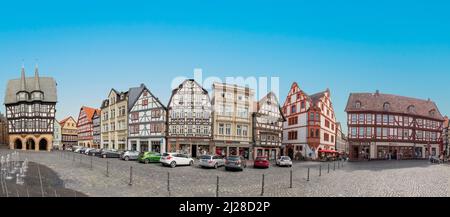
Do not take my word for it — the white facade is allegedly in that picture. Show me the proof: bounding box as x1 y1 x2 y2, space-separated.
53 121 62 149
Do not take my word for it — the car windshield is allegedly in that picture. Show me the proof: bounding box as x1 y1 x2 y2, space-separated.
200 155 212 160
256 157 267 161
282 157 291 160
162 153 171 157
227 156 240 161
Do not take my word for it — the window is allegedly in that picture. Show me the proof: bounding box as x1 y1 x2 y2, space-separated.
325 120 330 128
351 114 357 124
376 128 381 137
291 105 296 114
429 110 436 117
242 126 248 136
301 101 305 109
367 128 372 137
331 135 334 143
288 131 298 140
383 115 388 124
236 125 242 136
407 105 415 113
225 124 231 135
324 133 329 142
288 117 298 126
367 114 372 123
218 123 224 135
383 102 390 111
358 114 364 123
359 127 364 137
376 114 382 124
355 101 361 108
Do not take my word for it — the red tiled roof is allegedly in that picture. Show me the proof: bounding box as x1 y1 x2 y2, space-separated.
81 106 100 122
345 92 444 120
59 116 75 125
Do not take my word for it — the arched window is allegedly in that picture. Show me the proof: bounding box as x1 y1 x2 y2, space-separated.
355 101 361 109
383 102 390 111
407 105 415 113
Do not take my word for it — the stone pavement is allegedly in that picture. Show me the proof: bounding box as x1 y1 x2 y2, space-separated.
1 148 449 197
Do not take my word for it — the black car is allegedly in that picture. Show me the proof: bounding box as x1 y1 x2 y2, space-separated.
100 150 121 158
88 149 102 156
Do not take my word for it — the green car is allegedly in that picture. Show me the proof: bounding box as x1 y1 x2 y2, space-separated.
138 152 162 164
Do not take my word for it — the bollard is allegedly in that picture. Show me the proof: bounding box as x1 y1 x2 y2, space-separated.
216 176 219 197
80 154 82 164
307 168 310 181
90 155 93 170
289 170 293 188
328 163 330 173
260 174 265 196
338 161 340 169
72 153 75 163
319 165 322 176
333 162 336 171
106 160 109 177
128 166 133 186
167 172 171 197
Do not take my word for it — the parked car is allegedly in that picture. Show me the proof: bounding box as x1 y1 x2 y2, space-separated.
89 149 103 156
138 152 162 164
253 156 270 168
199 155 225 169
100 150 121 158
120 150 140 161
84 148 94 155
276 156 293 167
74 147 83 153
79 147 88 154
225 156 247 171
66 147 73 152
160 152 194 168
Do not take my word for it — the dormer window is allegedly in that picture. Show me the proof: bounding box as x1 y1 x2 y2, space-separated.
429 109 436 117
31 92 43 100
355 101 361 109
407 105 415 113
16 92 28 101
383 102 390 111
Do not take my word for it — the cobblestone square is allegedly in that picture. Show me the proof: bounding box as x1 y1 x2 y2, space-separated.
1 149 449 197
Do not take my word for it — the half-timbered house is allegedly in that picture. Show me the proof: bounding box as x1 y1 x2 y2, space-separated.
128 84 167 153
252 92 285 160
77 106 99 148
4 66 57 151
92 110 101 148
60 116 78 149
345 91 445 160
167 79 212 157
0 113 8 146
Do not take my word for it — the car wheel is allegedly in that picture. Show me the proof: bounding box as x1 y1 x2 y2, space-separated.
225 167 229 171
124 156 129 161
189 161 194 166
102 154 106 158
170 161 176 168
144 159 149 164
214 163 218 169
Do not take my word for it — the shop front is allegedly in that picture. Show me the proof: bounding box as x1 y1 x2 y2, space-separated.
349 142 370 161
214 142 251 160
254 147 278 160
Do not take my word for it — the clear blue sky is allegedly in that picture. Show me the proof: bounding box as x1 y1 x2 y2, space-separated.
1 0 450 133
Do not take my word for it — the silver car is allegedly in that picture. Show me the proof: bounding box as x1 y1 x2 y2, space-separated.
120 150 140 161
276 156 293 167
199 155 225 169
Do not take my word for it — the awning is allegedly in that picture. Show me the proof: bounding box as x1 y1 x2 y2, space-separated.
318 149 339 154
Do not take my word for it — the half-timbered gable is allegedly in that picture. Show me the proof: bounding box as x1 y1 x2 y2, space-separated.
253 92 285 160
127 84 167 153
167 79 212 157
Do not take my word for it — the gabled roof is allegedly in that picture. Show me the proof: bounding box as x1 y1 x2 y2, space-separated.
345 92 444 120
128 83 166 112
256 91 286 121
309 89 329 105
167 79 209 108
59 116 76 126
5 70 57 104
79 106 99 122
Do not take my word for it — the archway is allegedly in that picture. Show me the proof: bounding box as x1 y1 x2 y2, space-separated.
26 138 36 150
39 138 48 151
14 139 23 150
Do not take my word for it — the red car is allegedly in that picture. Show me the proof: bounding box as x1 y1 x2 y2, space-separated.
254 156 270 168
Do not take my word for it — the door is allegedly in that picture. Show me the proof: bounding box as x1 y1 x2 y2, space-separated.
192 145 197 158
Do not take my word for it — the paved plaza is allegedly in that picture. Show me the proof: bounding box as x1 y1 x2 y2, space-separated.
1 148 449 197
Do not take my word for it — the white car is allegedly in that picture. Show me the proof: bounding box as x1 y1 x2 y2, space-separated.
84 148 94 155
74 147 82 153
276 156 293 167
160 152 194 168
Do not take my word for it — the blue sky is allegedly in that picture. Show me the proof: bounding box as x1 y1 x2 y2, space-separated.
1 0 450 132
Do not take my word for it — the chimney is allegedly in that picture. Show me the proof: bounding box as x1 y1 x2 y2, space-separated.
375 90 380 96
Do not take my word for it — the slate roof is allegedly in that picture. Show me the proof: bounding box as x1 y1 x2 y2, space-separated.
5 76 57 104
